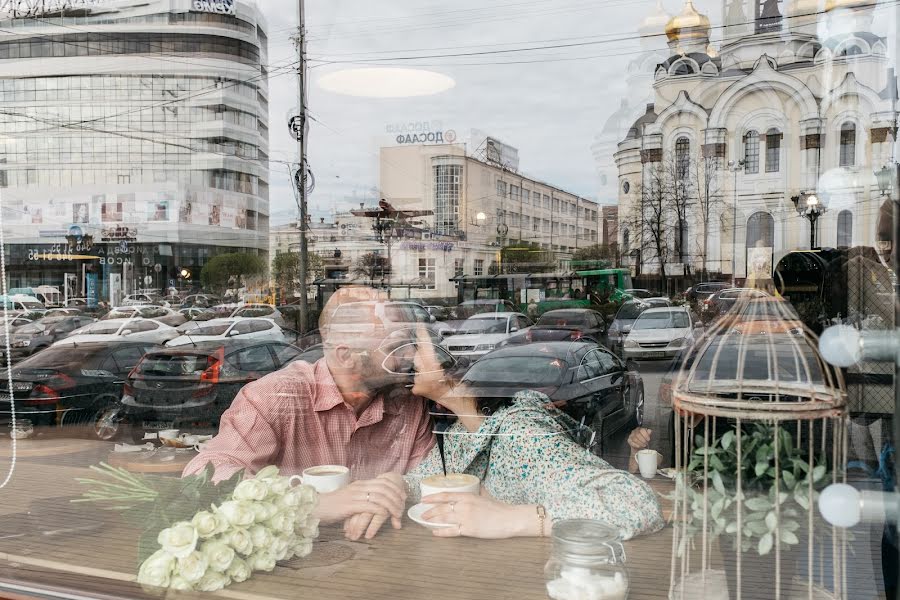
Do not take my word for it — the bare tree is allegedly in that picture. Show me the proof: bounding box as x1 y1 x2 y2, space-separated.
353 252 390 281
627 162 674 293
690 151 723 281
668 156 696 280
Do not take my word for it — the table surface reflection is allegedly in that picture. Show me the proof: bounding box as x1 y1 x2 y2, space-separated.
0 439 681 600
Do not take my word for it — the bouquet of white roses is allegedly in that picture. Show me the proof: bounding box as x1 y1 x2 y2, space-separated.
74 464 319 592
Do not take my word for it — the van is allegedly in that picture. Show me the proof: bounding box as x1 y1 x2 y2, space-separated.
0 294 46 314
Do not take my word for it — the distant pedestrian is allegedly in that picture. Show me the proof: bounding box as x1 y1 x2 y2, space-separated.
526 299 539 320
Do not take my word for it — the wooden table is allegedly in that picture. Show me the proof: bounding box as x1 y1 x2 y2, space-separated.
0 462 679 600
106 448 196 475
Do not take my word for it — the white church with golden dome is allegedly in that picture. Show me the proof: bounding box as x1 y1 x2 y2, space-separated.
605 0 898 282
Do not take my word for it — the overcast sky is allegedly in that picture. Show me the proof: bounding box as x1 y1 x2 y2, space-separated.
258 0 675 224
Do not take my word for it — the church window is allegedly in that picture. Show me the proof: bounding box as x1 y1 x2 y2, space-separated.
675 137 690 180
743 131 759 174
765 129 781 173
839 122 856 167
837 210 853 248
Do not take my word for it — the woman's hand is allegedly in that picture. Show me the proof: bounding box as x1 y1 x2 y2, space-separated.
341 473 407 541
421 492 541 539
312 475 407 527
627 427 652 473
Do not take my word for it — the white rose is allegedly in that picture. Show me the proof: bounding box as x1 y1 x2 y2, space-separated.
270 536 291 561
249 550 277 572
267 477 291 496
195 570 231 592
168 576 194 591
200 539 235 573
249 524 274 550
255 465 280 480
216 501 256 528
157 522 198 559
192 511 225 539
277 489 302 509
176 551 209 583
227 528 254 556
297 519 319 539
136 549 175 588
226 557 252 583
295 484 318 506
292 539 313 559
268 511 294 535
252 501 278 523
233 479 269 502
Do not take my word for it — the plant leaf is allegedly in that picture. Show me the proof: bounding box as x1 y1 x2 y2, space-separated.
781 530 800 545
721 430 735 451
726 521 739 534
765 511 778 532
711 498 725 520
755 462 768 477
783 470 796 490
812 465 827 483
758 533 774 556
712 471 725 495
745 497 771 512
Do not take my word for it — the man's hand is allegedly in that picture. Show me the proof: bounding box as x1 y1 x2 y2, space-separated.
627 427 652 473
341 473 408 541
313 474 407 528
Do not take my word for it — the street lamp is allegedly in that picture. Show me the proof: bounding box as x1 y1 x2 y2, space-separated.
727 160 745 286
791 191 826 249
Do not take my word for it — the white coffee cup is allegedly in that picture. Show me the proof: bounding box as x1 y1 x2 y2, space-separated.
636 449 659 479
419 473 480 511
289 465 350 494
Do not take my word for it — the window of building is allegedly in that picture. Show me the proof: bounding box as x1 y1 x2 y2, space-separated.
840 122 856 167
765 129 781 173
454 258 464 276
543 194 550 210
522 189 530 204
418 258 436 289
837 210 853 248
675 137 690 180
473 259 484 276
743 131 760 174
433 163 462 235
746 211 775 249
496 180 507 199
622 228 630 253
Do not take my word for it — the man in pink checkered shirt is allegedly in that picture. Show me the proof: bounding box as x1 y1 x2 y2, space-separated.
184 287 435 540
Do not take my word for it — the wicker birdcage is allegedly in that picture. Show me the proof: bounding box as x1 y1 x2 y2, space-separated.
669 292 848 600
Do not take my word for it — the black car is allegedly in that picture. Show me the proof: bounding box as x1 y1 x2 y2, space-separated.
0 341 160 438
121 339 306 437
500 309 607 346
685 281 730 302
5 315 96 362
702 288 769 320
453 341 643 453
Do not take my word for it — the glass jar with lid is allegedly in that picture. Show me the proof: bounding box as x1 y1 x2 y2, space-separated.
544 519 629 600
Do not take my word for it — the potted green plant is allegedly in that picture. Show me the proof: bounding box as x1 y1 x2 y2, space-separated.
674 422 831 597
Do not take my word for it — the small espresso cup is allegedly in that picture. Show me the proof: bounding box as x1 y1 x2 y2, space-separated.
290 465 350 494
419 473 480 510
636 449 659 479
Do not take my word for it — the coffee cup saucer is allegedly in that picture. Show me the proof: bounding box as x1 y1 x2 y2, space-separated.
407 503 456 530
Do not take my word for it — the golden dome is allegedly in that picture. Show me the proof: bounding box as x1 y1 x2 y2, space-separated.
640 0 672 35
824 0 871 10
665 0 711 43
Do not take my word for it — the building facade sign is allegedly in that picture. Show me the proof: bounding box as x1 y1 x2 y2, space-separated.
190 0 235 15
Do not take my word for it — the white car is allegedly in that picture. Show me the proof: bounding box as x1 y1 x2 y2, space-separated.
53 318 179 346
229 304 287 328
623 306 695 360
166 318 284 347
441 312 532 359
103 305 187 327
121 293 156 306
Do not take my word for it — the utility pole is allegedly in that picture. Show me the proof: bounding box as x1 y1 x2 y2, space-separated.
293 0 310 333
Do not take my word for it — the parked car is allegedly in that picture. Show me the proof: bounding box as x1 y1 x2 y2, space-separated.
102 305 187 327
54 318 179 346
65 298 89 308
326 301 438 339
424 305 451 321
0 341 161 439
453 341 643 452
728 297 804 335
0 315 34 331
4 315 97 362
46 308 83 316
0 295 45 314
166 318 284 347
501 309 607 346
178 307 217 321
685 281 730 302
181 294 220 309
702 288 770 320
121 339 307 435
121 293 156 306
441 312 533 359
623 306 696 360
451 299 518 320
230 304 287 328
607 301 652 354
623 289 655 299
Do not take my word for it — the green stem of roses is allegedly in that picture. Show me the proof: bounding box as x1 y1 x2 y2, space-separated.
75 478 154 496
91 463 148 488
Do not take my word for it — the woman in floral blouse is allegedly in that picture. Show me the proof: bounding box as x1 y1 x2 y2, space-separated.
402 334 665 541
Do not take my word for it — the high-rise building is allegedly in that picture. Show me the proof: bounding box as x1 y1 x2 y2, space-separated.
0 0 269 304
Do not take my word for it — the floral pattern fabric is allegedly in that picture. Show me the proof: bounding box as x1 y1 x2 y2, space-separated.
405 390 665 540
